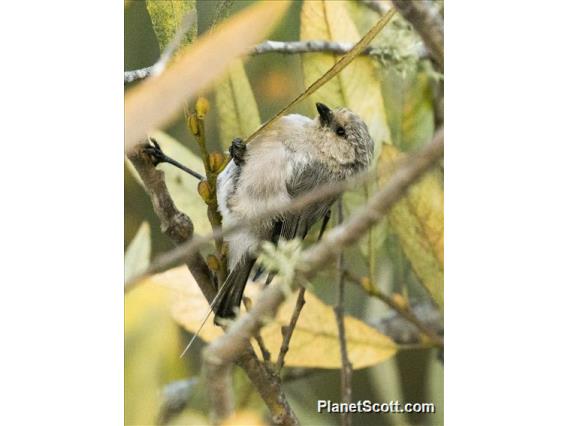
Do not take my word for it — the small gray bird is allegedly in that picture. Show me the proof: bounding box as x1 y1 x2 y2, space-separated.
214 102 374 323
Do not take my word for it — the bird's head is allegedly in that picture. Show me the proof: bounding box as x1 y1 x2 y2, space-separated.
312 102 374 169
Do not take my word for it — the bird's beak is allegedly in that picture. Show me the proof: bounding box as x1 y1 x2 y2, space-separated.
316 102 333 127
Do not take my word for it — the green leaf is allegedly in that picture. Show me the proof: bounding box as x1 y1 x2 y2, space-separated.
126 131 211 237
379 144 444 308
300 0 391 154
125 221 151 282
382 66 435 151
146 0 197 53
214 59 261 149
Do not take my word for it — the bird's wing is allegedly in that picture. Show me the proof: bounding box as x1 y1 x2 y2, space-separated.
278 159 334 242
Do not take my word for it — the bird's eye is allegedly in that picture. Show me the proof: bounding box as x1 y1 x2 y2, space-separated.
336 126 346 137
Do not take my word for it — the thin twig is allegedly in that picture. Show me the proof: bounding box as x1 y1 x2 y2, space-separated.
124 11 196 83
202 130 443 424
244 297 272 363
275 286 306 373
125 38 427 83
345 270 443 348
333 198 353 426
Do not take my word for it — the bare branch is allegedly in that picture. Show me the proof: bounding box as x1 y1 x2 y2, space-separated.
391 0 444 70
275 286 306 373
124 11 197 84
371 301 442 345
125 39 427 83
157 378 198 425
334 198 353 426
235 347 299 426
125 146 216 300
345 270 444 347
127 145 298 425
202 129 444 423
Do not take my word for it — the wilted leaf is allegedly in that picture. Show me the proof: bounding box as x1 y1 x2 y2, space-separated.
300 0 391 153
215 59 261 149
146 0 197 53
145 266 397 369
125 221 151 282
125 282 190 425
379 144 443 308
125 0 291 150
126 131 211 237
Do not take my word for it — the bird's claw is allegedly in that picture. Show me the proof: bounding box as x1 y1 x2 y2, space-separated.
229 138 246 166
143 138 165 167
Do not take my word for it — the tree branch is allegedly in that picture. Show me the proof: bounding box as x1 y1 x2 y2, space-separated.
125 145 216 300
275 286 306 373
202 129 444 423
333 198 353 426
345 270 443 348
126 144 298 425
391 0 444 71
125 39 427 83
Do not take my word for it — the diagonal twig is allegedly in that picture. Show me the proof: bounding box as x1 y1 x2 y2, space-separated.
333 197 353 426
275 286 306 373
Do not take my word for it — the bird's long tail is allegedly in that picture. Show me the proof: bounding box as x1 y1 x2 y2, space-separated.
214 256 256 325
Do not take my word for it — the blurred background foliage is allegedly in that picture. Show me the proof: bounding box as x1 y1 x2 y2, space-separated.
125 1 443 425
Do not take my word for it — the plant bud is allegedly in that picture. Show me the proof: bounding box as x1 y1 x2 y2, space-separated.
208 152 225 173
207 254 220 271
188 113 200 136
391 293 409 311
197 180 212 202
360 276 372 292
195 97 210 119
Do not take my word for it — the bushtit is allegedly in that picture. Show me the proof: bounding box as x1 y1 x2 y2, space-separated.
214 102 374 323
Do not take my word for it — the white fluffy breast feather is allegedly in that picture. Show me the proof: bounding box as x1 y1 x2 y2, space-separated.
216 114 313 269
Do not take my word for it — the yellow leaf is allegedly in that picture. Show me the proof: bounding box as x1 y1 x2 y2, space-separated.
124 221 151 282
300 0 391 153
126 131 211 236
379 144 444 308
259 290 397 369
221 410 266 426
146 0 197 53
125 0 291 151
146 266 397 369
144 266 224 343
125 283 190 425
215 59 261 149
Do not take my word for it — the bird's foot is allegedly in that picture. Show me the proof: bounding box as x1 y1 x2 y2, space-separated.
229 138 246 166
142 138 166 167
